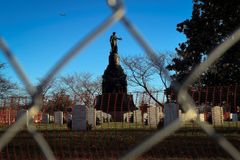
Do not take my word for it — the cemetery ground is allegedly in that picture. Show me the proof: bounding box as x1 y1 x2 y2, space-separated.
0 122 240 159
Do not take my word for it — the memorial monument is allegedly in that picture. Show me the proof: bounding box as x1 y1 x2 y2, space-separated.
95 32 136 121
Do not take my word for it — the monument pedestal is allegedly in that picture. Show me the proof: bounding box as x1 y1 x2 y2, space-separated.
95 93 136 121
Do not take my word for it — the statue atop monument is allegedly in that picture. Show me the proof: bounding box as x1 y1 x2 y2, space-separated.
102 32 126 93
110 32 122 53
95 32 136 121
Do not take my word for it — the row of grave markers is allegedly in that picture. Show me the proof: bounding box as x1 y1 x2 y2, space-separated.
10 103 240 130
124 104 239 127
15 105 97 130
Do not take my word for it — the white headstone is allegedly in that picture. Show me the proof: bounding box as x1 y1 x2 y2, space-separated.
72 105 87 130
179 110 185 122
133 110 142 124
107 113 111 122
199 113 205 122
211 106 223 126
179 110 182 116
143 113 148 125
87 107 96 128
102 112 107 122
96 110 104 123
96 111 111 123
42 113 49 124
54 111 63 125
232 113 238 122
164 103 179 126
147 106 162 127
49 115 54 123
123 112 133 122
16 109 29 127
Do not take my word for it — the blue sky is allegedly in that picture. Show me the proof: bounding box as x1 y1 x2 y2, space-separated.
0 0 192 87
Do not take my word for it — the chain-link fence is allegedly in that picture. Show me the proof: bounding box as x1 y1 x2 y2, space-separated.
0 0 240 159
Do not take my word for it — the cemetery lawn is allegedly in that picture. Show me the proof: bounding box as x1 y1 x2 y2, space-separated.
0 124 240 159
0 121 239 131
95 122 153 129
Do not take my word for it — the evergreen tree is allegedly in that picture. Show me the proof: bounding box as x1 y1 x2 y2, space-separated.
167 0 240 87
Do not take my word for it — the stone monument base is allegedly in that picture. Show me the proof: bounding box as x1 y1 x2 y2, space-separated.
95 93 136 121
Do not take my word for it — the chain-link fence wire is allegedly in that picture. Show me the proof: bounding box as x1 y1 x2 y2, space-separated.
0 0 240 159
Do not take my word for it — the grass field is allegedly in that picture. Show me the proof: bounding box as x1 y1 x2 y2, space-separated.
1 120 239 130
0 122 239 159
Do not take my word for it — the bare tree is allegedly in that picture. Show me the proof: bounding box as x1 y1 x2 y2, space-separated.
36 78 59 97
122 53 171 106
60 72 101 106
44 90 74 113
150 54 170 90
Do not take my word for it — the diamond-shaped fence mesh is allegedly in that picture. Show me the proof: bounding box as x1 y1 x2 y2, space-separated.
0 0 240 159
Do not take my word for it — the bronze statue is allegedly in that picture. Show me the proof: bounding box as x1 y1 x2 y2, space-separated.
110 32 122 52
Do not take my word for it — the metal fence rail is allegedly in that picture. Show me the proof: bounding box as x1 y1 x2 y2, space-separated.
0 0 240 159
